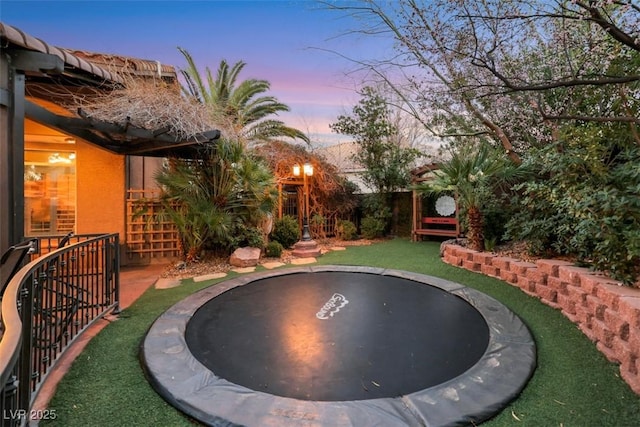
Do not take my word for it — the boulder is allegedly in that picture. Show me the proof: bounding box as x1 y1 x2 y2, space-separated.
229 247 261 267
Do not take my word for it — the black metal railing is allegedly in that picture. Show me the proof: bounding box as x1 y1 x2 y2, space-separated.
25 233 107 259
0 234 119 426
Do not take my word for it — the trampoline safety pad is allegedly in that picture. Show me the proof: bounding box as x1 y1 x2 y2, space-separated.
141 265 536 427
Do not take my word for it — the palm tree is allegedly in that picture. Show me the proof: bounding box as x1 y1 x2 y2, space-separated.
416 143 522 251
178 47 309 145
155 139 277 261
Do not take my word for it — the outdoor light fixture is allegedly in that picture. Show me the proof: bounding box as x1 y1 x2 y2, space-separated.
303 163 313 176
293 163 313 178
292 162 314 241
290 162 321 257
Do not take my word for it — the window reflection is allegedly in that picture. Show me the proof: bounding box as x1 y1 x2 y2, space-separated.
24 150 76 235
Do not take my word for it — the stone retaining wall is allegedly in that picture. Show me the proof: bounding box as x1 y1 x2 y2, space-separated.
442 243 640 395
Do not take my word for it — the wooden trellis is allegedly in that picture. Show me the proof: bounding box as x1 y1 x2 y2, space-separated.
126 190 181 261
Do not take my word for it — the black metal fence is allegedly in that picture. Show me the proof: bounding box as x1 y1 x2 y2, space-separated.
0 234 119 426
26 233 107 259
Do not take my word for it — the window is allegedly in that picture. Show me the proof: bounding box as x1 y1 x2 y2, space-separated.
24 150 76 235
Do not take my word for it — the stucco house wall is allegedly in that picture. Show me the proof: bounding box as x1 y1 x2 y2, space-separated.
75 141 125 238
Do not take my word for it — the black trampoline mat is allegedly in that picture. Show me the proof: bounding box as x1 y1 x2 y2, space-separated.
185 271 490 401
142 266 537 427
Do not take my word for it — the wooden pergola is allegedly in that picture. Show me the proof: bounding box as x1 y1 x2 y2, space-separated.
0 22 220 254
410 164 461 241
255 141 358 239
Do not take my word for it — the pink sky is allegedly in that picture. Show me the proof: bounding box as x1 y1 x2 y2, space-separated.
2 0 390 145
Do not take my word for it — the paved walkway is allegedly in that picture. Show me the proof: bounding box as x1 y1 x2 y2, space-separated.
31 263 168 414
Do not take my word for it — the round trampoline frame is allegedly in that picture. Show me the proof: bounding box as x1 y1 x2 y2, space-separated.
141 265 536 427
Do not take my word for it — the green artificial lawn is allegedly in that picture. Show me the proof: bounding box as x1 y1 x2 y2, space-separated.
42 238 640 426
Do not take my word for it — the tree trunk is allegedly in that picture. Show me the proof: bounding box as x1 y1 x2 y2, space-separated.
186 246 199 263
467 205 484 251
461 97 521 165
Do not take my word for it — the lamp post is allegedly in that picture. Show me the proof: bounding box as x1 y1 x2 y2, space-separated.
293 162 313 241
291 162 320 257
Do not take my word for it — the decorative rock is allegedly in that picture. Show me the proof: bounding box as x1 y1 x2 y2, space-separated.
193 272 227 282
291 239 321 258
229 247 261 267
330 246 347 251
231 266 256 274
261 261 285 270
155 277 182 289
290 257 317 265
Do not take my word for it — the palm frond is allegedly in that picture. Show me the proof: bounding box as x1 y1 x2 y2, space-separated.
245 120 310 143
178 47 208 102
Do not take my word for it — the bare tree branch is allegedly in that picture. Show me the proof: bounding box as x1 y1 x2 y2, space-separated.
540 113 640 124
462 2 639 52
574 1 640 52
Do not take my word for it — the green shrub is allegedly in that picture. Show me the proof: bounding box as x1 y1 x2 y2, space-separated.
484 237 497 252
483 199 512 245
230 224 264 250
335 220 358 240
362 194 392 229
271 215 300 248
505 139 640 285
361 216 385 239
247 226 265 248
265 241 283 258
154 138 275 261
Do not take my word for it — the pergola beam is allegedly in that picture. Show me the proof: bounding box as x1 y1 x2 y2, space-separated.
25 100 220 157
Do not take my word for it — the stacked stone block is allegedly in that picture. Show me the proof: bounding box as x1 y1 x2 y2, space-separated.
442 243 640 395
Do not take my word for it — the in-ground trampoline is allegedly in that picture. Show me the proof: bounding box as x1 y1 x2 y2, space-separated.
141 266 536 426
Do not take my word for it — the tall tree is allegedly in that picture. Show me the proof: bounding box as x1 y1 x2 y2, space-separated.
178 48 310 145
330 86 421 234
325 0 639 158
